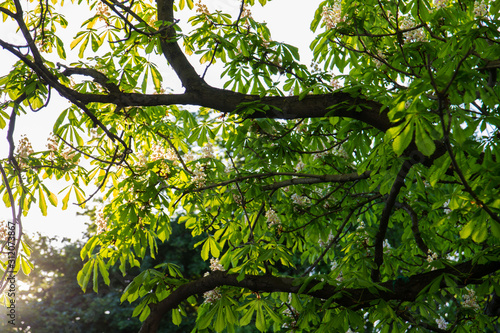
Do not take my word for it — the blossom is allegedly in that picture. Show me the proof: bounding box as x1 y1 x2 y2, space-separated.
426 249 438 263
209 258 224 271
399 17 425 43
473 0 488 18
0 220 8 240
330 77 342 90
265 209 281 227
373 51 385 68
150 144 167 162
203 287 222 304
201 143 214 159
282 306 298 329
462 288 480 310
95 207 108 234
321 3 343 30
46 133 58 161
434 0 448 9
319 232 334 247
291 193 310 206
192 163 206 187
436 316 448 329
16 135 34 168
61 146 80 164
195 0 209 15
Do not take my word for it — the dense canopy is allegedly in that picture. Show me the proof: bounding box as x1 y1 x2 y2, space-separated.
1 0 500 332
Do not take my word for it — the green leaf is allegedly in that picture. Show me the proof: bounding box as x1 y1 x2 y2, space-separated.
172 308 182 325
472 222 488 243
491 221 500 239
415 125 435 156
39 188 48 216
460 221 475 239
392 121 413 156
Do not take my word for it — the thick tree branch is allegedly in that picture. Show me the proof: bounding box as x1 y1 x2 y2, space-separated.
372 159 414 282
262 170 371 190
156 0 207 91
140 257 500 333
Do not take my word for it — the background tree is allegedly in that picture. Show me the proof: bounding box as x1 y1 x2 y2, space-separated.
1 0 500 332
0 216 206 332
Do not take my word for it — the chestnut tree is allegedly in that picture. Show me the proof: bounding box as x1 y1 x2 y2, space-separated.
1 0 500 332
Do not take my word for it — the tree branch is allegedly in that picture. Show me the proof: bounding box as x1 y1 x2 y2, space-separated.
140 257 500 333
371 159 414 282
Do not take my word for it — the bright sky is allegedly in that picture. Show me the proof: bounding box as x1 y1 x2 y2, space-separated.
0 0 320 241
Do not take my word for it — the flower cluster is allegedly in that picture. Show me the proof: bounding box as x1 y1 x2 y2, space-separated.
46 133 58 161
321 3 343 30
0 220 8 240
202 258 224 304
433 0 448 10
16 135 34 168
265 209 281 227
330 77 342 90
426 250 438 263
192 163 206 187
209 258 224 271
96 2 110 24
373 51 385 68
150 144 168 162
201 143 214 159
313 150 329 160
399 17 425 43
95 207 108 234
61 146 80 164
203 288 222 304
462 288 480 310
195 0 209 15
473 0 488 18
435 316 448 329
291 193 310 206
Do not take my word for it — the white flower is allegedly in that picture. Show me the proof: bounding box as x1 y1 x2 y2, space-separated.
330 77 342 90
434 0 448 9
16 135 34 168
209 258 224 271
291 193 310 206
462 288 480 310
203 288 222 304
319 232 334 247
265 209 281 227
192 163 206 187
61 146 79 163
46 133 58 161
436 316 447 329
95 207 108 234
426 249 438 263
321 3 344 29
0 220 8 240
201 143 214 159
150 144 167 162
400 17 425 43
474 0 488 17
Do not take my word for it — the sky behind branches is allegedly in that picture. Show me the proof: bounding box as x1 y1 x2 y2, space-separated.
0 0 320 241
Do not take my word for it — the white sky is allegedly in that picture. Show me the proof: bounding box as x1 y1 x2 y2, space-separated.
0 0 320 241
